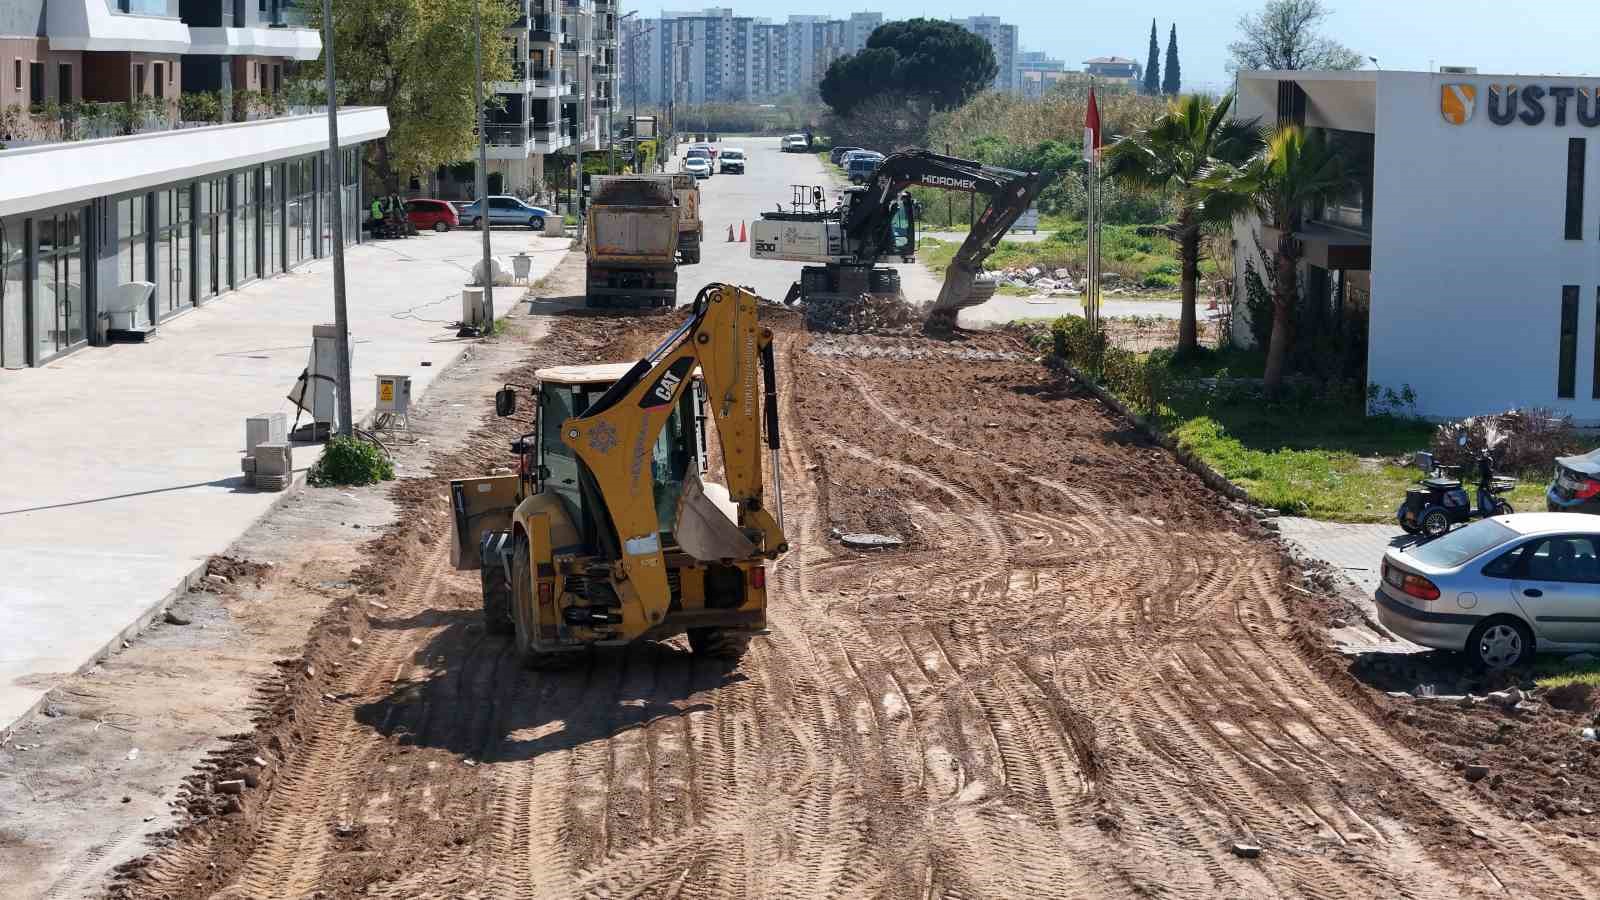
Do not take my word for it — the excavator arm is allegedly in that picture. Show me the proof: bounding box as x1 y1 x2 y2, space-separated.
560 284 787 639
845 150 1053 328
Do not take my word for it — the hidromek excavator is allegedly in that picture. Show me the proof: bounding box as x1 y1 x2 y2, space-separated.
749 149 1054 330
449 283 786 664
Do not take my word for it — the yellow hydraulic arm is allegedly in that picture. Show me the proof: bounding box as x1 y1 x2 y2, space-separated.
561 284 788 638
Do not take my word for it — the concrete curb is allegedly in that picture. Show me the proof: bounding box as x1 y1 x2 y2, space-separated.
0 270 555 740
1052 357 1254 506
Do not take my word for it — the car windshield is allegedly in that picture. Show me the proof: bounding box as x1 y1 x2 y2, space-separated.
722 151 744 159
686 149 709 159
1408 519 1518 568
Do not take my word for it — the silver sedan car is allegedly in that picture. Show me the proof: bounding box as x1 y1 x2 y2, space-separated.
1376 512 1600 668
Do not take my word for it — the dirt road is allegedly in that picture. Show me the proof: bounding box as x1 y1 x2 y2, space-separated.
111 311 1600 899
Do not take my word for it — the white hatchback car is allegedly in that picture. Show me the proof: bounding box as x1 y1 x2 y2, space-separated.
1376 513 1600 668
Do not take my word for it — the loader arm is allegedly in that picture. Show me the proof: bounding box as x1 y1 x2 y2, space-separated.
843 150 1054 326
559 284 787 639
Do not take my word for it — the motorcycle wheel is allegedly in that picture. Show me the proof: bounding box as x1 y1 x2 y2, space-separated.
1420 507 1451 540
1398 519 1421 535
1496 500 1514 516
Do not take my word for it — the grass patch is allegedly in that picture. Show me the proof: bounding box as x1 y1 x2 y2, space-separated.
918 224 1178 287
1533 658 1600 690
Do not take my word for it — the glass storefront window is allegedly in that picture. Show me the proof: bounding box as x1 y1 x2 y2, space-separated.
32 209 84 359
264 164 282 276
1 217 25 368
156 186 191 316
233 171 256 284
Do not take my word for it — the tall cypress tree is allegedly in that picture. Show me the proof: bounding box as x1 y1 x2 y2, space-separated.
1163 24 1181 95
1142 19 1161 96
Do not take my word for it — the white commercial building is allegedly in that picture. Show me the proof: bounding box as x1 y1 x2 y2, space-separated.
1234 68 1600 422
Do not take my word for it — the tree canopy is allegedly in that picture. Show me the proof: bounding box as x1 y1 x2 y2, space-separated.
1227 0 1363 72
312 0 516 192
1142 21 1161 96
1163 25 1181 96
819 18 998 117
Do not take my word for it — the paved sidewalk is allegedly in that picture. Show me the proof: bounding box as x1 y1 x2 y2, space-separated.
1278 517 1424 655
0 228 570 733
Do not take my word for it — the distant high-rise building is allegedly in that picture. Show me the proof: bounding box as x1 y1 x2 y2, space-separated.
951 16 1020 94
626 9 884 105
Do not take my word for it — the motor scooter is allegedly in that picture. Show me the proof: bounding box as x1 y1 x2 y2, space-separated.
1397 442 1515 539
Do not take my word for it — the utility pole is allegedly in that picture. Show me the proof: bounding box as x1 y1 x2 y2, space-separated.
321 0 352 438
471 0 494 326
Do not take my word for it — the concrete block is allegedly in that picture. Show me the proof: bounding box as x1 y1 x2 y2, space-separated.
245 412 287 454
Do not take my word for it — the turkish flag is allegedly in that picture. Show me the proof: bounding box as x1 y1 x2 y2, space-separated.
1084 87 1102 159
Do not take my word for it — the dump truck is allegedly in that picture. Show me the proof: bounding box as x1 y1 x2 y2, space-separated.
448 283 787 664
585 175 680 308
671 173 703 265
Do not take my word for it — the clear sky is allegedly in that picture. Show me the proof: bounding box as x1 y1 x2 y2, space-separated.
655 0 1600 93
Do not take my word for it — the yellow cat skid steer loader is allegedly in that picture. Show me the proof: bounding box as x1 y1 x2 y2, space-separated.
448 283 788 664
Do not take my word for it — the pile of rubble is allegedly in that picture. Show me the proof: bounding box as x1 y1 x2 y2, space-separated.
804 291 919 334
999 266 1081 296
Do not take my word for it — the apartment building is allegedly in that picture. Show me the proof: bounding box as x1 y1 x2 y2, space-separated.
1019 49 1067 98
476 0 614 195
1 0 387 369
626 9 879 106
952 16 1018 94
1083 56 1142 88
481 0 621 195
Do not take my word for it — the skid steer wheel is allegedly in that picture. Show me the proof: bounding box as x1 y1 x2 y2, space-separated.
510 535 577 670
480 559 514 635
686 628 751 659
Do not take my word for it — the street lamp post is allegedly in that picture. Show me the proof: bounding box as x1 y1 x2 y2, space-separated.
320 0 352 437
471 0 494 326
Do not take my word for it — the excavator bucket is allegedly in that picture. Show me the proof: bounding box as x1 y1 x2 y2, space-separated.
926 262 999 329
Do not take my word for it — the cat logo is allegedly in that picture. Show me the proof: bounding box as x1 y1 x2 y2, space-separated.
1441 84 1477 126
653 371 681 404
639 357 693 409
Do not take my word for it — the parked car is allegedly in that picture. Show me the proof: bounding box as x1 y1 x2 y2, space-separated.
1548 448 1600 513
458 196 551 229
846 152 884 184
782 134 809 152
1375 513 1600 669
829 145 862 165
404 198 459 233
718 148 746 174
684 146 713 176
684 156 712 178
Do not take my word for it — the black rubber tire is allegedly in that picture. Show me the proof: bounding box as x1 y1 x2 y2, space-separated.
1398 519 1421 535
1466 616 1533 670
469 217 482 228
687 627 751 658
530 217 543 230
1419 507 1451 540
481 559 513 635
1496 500 1514 516
433 221 449 233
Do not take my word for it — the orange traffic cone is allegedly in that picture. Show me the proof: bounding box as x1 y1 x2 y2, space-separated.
738 221 747 242
727 223 736 242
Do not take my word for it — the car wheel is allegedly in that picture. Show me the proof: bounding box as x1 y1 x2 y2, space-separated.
433 221 449 233
469 217 481 228
530 217 544 230
1467 616 1533 670
1419 507 1451 540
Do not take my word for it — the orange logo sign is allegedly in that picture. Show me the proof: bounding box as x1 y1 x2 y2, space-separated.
1441 84 1477 125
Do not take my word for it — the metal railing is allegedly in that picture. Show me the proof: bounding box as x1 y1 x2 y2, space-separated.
484 124 529 147
0 100 328 150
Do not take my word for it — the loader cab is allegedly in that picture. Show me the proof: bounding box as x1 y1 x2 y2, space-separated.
530 364 708 550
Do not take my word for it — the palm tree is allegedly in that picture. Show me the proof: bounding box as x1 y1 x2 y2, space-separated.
1102 93 1262 356
1201 126 1352 393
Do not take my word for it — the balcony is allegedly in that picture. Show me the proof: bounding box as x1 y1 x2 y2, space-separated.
1 107 390 219
0 96 331 151
592 63 612 76
483 124 532 159
530 13 561 40
187 23 322 60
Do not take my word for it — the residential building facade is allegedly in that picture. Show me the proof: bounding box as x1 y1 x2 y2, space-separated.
625 9 880 106
1 0 388 370
1233 68 1600 422
951 16 1018 94
1019 49 1067 98
482 0 621 196
1083 56 1141 88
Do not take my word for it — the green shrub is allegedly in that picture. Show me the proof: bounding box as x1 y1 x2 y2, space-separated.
1141 271 1178 290
180 91 222 123
308 435 394 487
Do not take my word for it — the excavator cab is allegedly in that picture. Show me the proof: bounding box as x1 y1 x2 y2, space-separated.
889 195 917 261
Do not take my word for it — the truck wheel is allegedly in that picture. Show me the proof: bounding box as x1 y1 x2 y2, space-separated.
481 559 513 635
